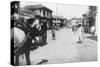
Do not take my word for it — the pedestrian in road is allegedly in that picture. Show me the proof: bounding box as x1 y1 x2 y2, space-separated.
76 24 84 44
72 25 76 34
52 24 56 40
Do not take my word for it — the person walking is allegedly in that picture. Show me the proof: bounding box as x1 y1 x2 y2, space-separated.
52 23 56 40
76 24 84 44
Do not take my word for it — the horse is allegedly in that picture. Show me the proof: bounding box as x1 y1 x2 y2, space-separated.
11 17 40 65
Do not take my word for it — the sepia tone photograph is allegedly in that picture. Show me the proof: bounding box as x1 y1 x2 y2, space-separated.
11 1 97 66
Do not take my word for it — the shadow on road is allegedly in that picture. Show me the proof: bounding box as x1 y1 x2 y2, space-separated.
86 36 97 41
37 59 48 65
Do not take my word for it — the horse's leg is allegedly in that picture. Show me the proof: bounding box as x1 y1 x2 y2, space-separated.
15 55 19 66
25 50 31 65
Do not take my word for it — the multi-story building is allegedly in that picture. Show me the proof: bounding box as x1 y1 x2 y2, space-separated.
23 4 53 29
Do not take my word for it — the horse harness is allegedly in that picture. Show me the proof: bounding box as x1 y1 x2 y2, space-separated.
14 20 29 35
14 20 33 54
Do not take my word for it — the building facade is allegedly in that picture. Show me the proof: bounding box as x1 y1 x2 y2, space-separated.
23 4 53 29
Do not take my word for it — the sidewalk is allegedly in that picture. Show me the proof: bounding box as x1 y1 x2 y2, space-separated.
83 33 97 41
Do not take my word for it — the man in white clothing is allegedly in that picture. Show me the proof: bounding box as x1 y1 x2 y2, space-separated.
76 24 84 44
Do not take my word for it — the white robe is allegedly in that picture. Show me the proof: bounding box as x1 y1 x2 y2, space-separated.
75 27 84 42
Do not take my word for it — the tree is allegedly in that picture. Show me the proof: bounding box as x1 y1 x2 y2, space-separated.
88 6 97 27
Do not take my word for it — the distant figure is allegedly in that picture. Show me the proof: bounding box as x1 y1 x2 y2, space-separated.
72 26 75 34
52 24 55 40
76 24 84 43
90 26 96 36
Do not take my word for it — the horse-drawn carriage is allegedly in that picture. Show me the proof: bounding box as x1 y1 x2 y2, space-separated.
11 8 48 65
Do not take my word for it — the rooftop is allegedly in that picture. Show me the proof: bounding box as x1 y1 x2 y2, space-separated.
23 4 53 12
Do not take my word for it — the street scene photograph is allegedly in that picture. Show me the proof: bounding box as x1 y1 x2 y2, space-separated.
11 1 98 66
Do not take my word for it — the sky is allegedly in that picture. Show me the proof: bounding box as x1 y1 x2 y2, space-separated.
20 1 89 19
